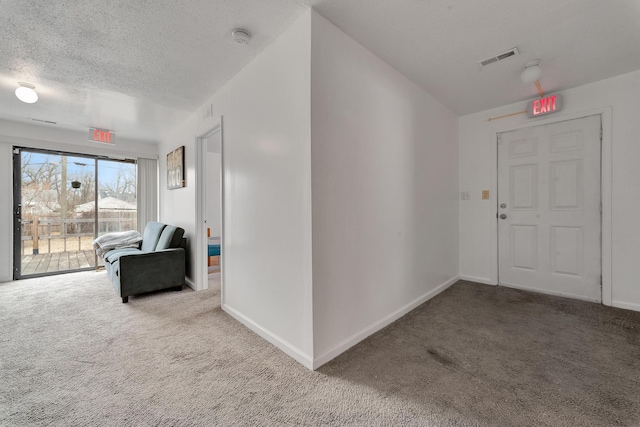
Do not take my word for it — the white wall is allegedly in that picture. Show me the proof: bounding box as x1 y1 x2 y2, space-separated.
459 69 640 311
158 115 198 278
0 120 158 282
0 119 158 159
0 143 14 283
310 11 460 366
158 11 314 367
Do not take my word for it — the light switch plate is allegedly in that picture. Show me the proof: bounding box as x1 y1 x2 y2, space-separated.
482 190 490 200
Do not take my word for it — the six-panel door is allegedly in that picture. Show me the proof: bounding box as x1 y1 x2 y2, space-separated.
498 115 601 302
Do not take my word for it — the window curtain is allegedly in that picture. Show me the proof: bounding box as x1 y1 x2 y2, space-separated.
137 157 158 233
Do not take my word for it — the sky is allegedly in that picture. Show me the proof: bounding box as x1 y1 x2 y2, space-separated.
22 151 136 195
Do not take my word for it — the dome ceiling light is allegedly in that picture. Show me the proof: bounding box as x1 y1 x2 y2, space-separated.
521 59 545 97
521 60 542 83
15 82 38 104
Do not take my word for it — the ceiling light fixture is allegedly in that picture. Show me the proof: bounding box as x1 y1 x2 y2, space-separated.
15 82 38 104
520 60 542 83
232 28 252 44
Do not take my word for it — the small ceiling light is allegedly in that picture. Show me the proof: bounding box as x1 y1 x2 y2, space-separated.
232 28 252 44
520 60 542 83
15 82 38 104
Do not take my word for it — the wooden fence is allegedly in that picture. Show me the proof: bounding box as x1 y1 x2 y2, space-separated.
21 216 137 255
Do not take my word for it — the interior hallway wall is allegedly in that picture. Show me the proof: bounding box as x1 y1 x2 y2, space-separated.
310 11 460 366
158 11 313 366
459 69 640 312
0 120 158 282
158 115 198 278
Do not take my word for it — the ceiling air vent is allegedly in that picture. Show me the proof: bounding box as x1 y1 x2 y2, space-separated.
30 118 57 125
478 48 519 67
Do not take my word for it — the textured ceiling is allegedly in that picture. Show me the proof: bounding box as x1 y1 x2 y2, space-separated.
0 0 320 141
1 0 639 141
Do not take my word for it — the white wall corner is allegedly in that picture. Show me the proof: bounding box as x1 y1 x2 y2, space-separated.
459 275 496 286
184 277 196 290
222 303 314 370
312 275 460 370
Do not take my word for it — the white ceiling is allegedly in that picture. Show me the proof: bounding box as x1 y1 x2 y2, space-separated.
315 0 640 116
1 0 639 142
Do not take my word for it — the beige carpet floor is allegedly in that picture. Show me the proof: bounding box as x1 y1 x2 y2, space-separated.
1 272 639 426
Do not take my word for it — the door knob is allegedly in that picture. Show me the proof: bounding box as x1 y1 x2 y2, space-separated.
500 203 507 209
500 214 507 219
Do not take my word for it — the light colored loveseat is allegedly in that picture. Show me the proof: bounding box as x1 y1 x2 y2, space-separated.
103 222 186 303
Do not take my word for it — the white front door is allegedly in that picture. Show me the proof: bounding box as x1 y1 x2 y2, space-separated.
498 115 601 302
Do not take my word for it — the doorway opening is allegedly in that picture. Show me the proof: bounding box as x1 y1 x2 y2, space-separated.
13 147 136 279
205 133 222 278
195 120 223 295
496 115 602 302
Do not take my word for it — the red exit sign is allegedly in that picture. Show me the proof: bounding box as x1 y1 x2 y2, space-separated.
89 128 116 144
527 94 562 118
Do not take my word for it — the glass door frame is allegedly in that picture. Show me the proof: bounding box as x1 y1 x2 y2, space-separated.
13 146 136 279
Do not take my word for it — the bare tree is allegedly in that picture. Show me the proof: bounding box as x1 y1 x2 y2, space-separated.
67 169 96 208
21 153 62 215
21 153 99 223
100 164 136 203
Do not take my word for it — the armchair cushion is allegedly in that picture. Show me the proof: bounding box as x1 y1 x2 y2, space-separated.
140 221 167 252
104 247 142 264
156 225 185 250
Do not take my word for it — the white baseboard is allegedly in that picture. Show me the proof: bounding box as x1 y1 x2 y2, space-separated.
222 303 314 370
185 277 196 290
500 282 601 303
459 275 496 285
312 275 459 370
612 300 640 312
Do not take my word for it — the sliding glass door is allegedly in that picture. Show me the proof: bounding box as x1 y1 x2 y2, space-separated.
95 159 137 267
13 147 136 278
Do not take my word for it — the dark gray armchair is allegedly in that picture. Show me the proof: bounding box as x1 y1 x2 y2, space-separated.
103 222 186 303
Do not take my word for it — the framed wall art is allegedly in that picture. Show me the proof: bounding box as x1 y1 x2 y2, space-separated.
167 146 185 189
